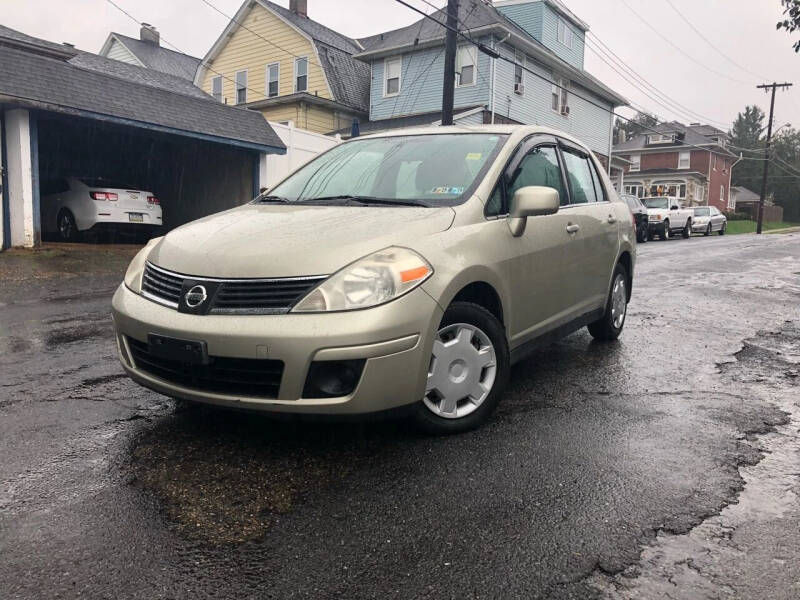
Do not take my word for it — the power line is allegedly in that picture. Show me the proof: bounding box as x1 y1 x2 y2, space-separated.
663 0 770 82
392 0 741 158
615 0 755 86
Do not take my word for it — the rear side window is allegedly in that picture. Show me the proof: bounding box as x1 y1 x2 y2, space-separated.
560 149 598 204
41 178 69 195
508 146 568 207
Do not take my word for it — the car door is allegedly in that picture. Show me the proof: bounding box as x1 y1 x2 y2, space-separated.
557 141 620 313
489 136 584 346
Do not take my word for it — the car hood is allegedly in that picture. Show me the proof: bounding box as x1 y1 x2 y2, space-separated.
147 203 456 278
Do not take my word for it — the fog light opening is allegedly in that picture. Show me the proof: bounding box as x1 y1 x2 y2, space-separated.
303 360 366 399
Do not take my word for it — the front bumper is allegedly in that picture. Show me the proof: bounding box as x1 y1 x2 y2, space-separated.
111 283 443 414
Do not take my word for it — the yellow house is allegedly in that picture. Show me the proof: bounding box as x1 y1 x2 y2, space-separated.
195 0 369 135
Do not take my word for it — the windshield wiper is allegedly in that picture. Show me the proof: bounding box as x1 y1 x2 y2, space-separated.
253 195 291 204
300 195 429 207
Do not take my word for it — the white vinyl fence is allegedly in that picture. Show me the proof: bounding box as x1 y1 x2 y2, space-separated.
259 121 341 189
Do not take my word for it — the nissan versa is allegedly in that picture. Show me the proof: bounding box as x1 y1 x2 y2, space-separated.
112 125 635 433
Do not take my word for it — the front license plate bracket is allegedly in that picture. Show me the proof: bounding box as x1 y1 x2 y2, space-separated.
148 334 208 365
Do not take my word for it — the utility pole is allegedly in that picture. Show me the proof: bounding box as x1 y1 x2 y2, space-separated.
441 0 459 126
755 82 792 234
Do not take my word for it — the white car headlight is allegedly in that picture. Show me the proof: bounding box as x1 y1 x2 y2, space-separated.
292 247 433 313
124 237 161 293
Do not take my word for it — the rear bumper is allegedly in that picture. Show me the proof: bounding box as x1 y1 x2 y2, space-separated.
79 205 162 231
112 283 443 415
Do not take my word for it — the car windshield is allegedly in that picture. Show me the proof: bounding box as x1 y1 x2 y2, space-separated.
693 207 710 216
263 133 508 206
643 197 670 209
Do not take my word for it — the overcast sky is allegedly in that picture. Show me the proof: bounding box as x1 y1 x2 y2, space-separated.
2 0 799 131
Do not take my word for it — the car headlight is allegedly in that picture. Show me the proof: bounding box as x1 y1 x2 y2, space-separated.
124 237 161 293
292 247 433 313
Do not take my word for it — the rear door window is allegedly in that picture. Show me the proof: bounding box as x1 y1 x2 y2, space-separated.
560 149 598 204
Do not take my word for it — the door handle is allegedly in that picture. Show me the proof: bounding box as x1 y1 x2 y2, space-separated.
566 223 580 234
607 215 617 224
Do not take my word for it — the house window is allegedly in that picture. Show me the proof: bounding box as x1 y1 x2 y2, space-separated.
456 45 477 87
650 182 686 199
266 62 280 98
235 70 247 105
695 183 704 203
630 154 641 172
514 50 524 87
551 76 568 114
713 155 717 171
295 57 308 93
384 56 401 96
557 18 574 48
624 183 645 198
720 184 725 203
647 133 673 144
211 75 223 103
678 151 690 169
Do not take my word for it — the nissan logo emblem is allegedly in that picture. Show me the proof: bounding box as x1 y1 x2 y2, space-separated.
185 285 208 308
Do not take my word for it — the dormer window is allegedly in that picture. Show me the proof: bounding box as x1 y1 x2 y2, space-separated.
648 133 673 144
557 19 574 49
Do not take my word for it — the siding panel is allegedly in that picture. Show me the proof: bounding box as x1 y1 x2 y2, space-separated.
540 5 585 70
106 39 138 65
496 2 544 41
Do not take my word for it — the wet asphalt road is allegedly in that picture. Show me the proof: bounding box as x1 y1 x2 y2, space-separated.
1 234 799 599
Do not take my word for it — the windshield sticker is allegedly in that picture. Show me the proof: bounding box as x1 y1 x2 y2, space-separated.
465 153 483 161
429 187 465 195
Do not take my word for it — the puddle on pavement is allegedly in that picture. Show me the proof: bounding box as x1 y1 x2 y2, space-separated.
589 322 800 599
126 410 414 544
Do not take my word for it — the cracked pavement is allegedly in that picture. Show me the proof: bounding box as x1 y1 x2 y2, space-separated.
1 233 799 599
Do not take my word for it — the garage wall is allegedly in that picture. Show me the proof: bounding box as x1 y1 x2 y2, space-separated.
36 113 257 233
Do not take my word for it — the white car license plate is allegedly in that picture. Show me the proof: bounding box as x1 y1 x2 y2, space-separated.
128 213 144 223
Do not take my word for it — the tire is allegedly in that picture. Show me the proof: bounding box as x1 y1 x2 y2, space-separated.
660 220 670 240
588 263 629 342
682 220 691 238
636 225 648 243
57 209 79 242
413 302 510 434
719 222 726 235
704 224 711 236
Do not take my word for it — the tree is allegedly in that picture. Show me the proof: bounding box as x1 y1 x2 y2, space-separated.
777 0 800 52
729 105 765 190
613 112 658 144
768 128 800 221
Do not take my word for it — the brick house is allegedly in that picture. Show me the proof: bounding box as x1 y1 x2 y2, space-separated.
612 122 739 211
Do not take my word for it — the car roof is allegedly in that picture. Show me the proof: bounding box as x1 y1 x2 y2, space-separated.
355 124 594 153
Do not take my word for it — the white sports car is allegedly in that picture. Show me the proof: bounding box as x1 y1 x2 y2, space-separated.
41 177 163 242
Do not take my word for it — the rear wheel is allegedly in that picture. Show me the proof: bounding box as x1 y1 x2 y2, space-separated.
682 220 691 238
636 224 648 243
588 263 628 342
57 209 79 242
413 302 509 434
719 222 726 235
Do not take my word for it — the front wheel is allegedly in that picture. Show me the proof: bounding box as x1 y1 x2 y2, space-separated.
660 221 670 240
682 220 691 238
704 224 711 236
588 263 628 342
413 302 509 434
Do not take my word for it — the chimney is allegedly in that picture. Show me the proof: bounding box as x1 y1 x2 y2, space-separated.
290 0 308 17
140 23 160 45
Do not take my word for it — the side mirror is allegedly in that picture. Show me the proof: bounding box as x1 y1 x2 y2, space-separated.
670 205 679 210
508 186 560 237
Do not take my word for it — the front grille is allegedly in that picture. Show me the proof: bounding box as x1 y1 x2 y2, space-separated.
127 337 284 398
141 262 325 314
142 263 182 307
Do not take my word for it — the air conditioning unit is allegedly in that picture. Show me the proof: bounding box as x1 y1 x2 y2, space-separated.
561 105 570 116
514 83 524 95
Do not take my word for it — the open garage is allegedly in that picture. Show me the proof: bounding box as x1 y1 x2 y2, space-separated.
0 30 285 249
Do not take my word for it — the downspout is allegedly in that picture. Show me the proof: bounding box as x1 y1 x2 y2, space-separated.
491 33 510 125
729 152 742 211
606 107 614 175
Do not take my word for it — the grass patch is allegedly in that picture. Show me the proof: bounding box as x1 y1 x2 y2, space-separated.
725 220 800 234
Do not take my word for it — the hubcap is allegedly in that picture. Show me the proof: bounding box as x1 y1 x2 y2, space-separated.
59 215 72 238
424 323 497 419
610 274 627 329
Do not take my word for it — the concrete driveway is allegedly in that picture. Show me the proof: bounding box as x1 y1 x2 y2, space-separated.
1 234 799 599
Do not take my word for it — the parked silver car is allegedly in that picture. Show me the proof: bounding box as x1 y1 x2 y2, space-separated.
690 206 727 236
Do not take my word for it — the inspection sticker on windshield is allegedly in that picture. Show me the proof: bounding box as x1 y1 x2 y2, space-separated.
429 187 465 195
465 153 482 161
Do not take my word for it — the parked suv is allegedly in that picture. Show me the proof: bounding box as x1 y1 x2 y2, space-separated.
642 197 693 240
112 126 635 433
